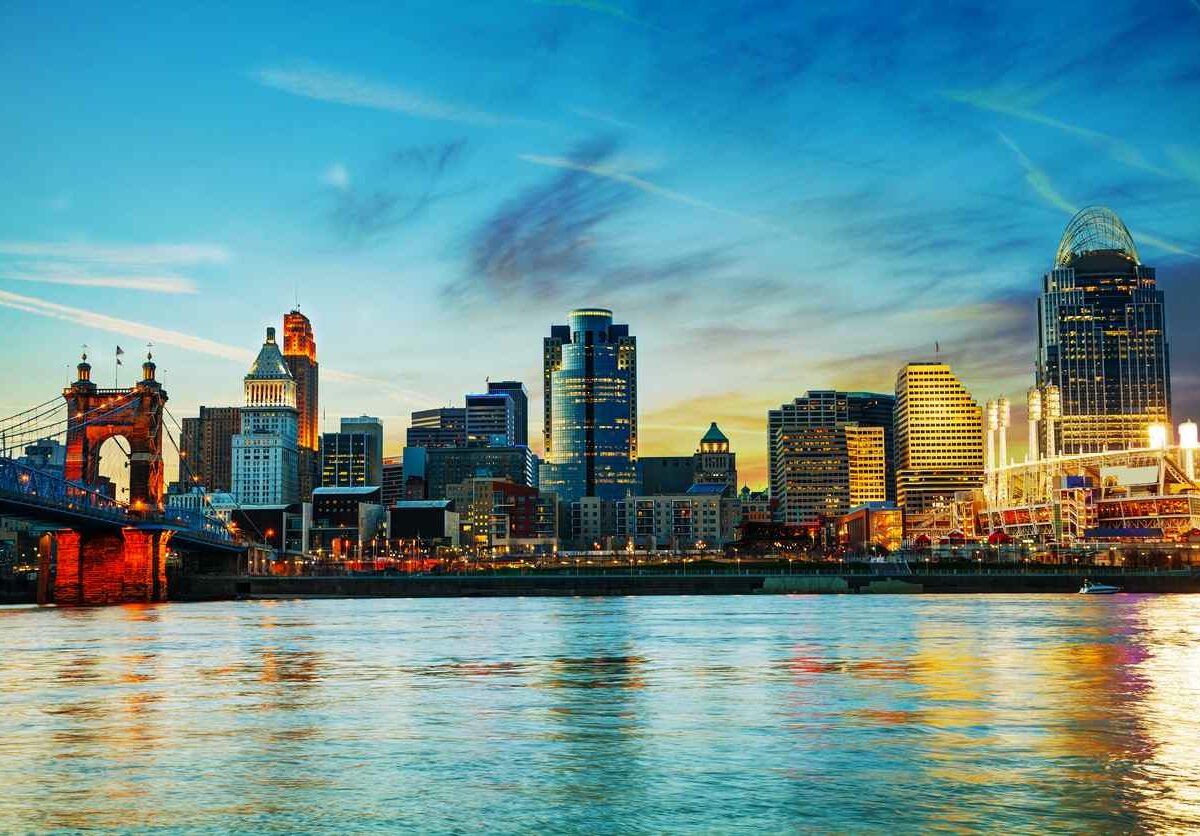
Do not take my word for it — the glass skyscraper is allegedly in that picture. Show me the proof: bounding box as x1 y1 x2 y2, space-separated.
1037 206 1171 454
541 308 637 504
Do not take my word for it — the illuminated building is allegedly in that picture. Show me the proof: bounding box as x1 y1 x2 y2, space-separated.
282 309 319 498
338 416 383 485
320 430 374 488
444 476 546 555
232 327 300 506
541 308 637 504
771 422 886 525
837 503 903 554
768 391 895 512
694 422 737 496
894 362 984 519
306 486 386 559
424 445 536 500
406 408 466 449
486 381 529 446
180 406 240 491
1037 207 1171 454
465 392 517 446
381 456 404 507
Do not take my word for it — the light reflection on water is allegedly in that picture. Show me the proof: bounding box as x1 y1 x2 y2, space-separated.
2 595 1199 832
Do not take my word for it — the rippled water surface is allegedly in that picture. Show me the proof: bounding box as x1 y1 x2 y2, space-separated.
3 595 1200 832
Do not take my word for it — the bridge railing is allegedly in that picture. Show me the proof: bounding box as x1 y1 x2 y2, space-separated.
159 505 235 543
0 457 131 521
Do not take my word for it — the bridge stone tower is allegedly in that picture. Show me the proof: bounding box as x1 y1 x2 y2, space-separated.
54 350 173 605
63 350 167 511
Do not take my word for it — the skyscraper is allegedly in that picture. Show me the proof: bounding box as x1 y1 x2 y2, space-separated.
486 380 529 447
771 423 886 525
1037 206 1171 454
282 309 319 498
338 416 383 485
894 362 983 516
232 327 300 506
465 392 517 446
768 391 896 513
179 405 240 492
541 308 638 504
406 408 467 449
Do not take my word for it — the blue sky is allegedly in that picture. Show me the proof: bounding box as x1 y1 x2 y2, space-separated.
2 0 1199 485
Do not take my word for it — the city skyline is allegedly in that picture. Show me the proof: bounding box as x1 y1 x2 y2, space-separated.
3 1 1200 488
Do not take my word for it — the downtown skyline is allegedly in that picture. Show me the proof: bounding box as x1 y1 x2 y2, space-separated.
3 1 1200 488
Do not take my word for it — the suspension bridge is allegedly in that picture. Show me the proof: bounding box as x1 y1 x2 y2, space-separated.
0 351 250 605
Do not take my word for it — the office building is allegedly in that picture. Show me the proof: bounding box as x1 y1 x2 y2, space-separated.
444 476 547 555
465 392 517 446
1037 206 1171 454
894 362 984 516
542 308 638 504
406 407 466 449
768 391 895 509
320 431 374 488
338 416 383 485
637 456 695 495
382 455 404 507
772 423 886 526
282 309 319 498
307 486 386 559
694 422 737 496
232 327 300 506
486 380 529 446
179 406 240 492
424 445 537 500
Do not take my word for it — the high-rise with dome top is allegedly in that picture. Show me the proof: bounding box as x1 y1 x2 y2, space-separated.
1037 207 1171 454
541 308 638 504
232 327 300 506
282 308 319 498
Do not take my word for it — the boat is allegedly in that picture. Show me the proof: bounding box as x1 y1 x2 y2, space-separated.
1079 579 1122 595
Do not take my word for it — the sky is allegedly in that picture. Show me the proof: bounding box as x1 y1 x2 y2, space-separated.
2 0 1199 489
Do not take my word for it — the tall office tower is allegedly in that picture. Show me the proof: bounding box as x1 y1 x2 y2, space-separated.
381 455 404 507
232 328 300 506
894 362 984 515
768 391 896 514
693 422 737 496
320 431 372 487
1037 206 1171 454
541 308 638 504
282 309 319 498
772 423 886 525
179 406 241 491
486 381 528 447
406 408 467 449
338 416 384 485
465 392 517 446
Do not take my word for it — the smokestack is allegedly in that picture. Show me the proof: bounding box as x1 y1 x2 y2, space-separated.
998 397 1010 467
985 400 998 475
1043 385 1060 459
1181 421 1198 481
1027 387 1042 461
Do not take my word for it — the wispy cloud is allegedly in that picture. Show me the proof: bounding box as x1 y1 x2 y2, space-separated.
0 289 251 361
255 66 535 126
518 152 799 239
322 162 350 190
1 272 197 294
948 88 1169 176
0 241 230 265
998 133 1198 259
533 0 654 28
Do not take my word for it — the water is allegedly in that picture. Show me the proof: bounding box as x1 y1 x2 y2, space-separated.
3 595 1200 833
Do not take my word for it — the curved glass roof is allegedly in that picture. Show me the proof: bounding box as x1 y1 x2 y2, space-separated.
1054 206 1139 267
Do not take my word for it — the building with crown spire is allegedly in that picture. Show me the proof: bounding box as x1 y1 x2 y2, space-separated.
282 308 319 499
232 327 300 506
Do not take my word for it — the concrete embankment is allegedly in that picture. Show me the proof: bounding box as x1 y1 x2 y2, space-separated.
171 571 1200 601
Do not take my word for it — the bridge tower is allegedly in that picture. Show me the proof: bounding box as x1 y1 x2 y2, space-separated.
53 350 173 605
63 350 167 512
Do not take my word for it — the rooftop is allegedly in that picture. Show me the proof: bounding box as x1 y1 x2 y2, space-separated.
1054 206 1140 268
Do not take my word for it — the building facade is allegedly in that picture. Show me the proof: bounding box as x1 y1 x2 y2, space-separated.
465 392 517 447
424 445 537 500
232 327 300 507
320 431 374 488
542 308 638 504
771 423 886 526
179 406 240 492
407 408 467 449
694 422 737 496
486 380 529 447
894 362 984 517
282 309 319 499
381 455 404 507
1037 206 1171 454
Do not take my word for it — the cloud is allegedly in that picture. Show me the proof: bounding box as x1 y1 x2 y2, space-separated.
254 66 534 126
533 0 655 28
949 88 1169 176
997 134 1198 259
0 272 197 294
0 241 230 265
324 140 469 244
518 152 799 239
322 162 350 190
0 288 252 362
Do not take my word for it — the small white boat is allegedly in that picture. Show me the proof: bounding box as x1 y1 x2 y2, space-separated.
1079 579 1122 595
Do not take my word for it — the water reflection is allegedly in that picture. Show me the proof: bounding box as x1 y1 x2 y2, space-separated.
1 596 1200 831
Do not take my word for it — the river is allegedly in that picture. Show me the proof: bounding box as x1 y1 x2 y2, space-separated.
2 595 1199 832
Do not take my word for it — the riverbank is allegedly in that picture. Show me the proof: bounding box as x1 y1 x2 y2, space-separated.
172 569 1200 600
